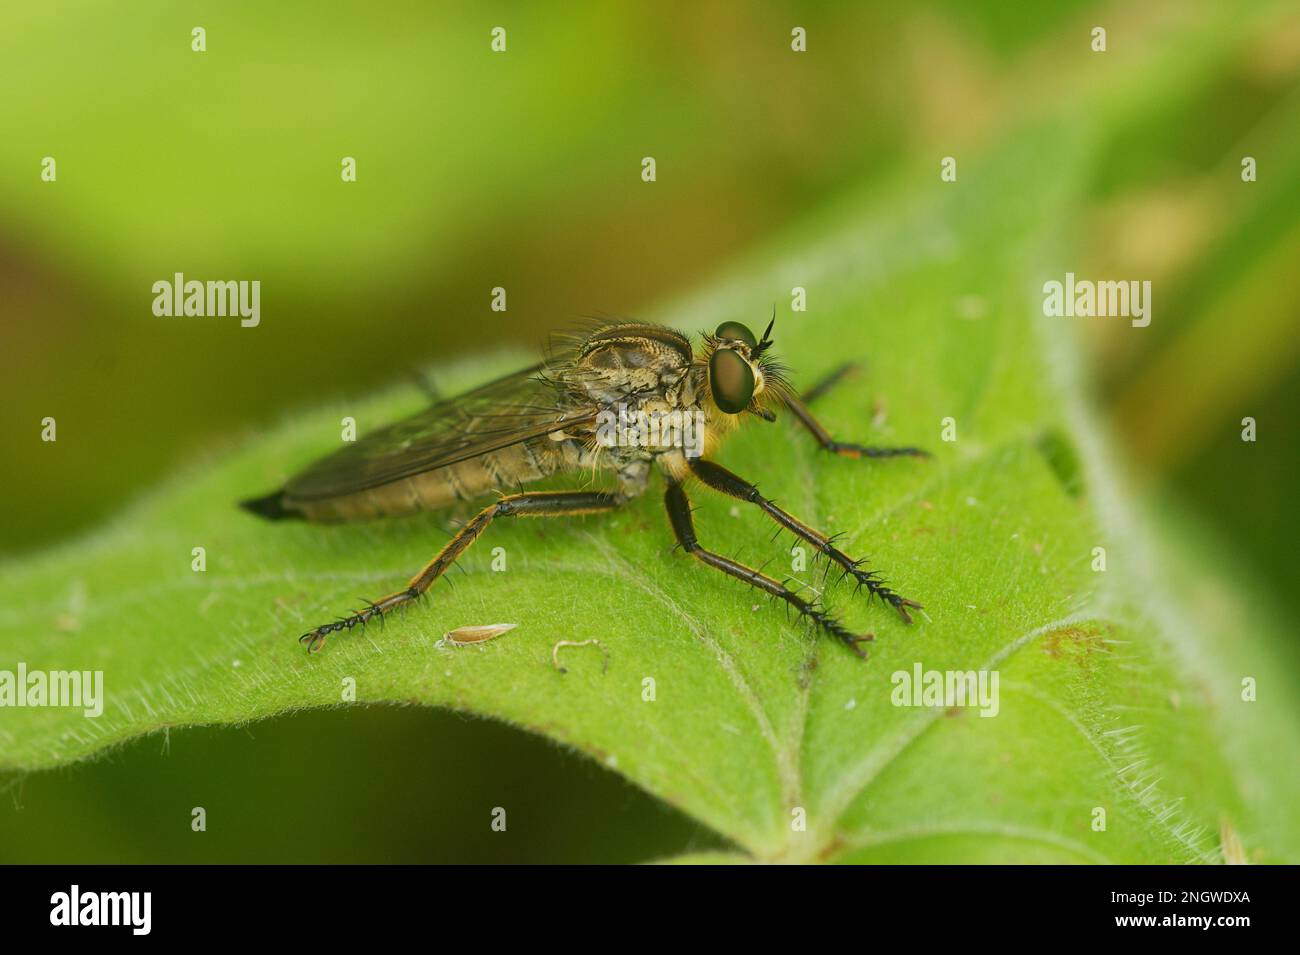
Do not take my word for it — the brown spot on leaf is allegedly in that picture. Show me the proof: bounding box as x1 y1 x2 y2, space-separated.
1041 624 1111 661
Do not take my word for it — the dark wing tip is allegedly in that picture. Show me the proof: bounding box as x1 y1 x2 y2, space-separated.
239 489 301 521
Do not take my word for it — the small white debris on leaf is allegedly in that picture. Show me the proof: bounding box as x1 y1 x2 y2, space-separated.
440 623 517 646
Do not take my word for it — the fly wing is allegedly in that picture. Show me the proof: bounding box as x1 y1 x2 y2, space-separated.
283 363 599 501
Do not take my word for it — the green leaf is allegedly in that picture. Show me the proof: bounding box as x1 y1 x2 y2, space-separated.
4 25 1298 862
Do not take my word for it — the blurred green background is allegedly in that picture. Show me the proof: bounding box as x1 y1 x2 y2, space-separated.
1 0 1297 861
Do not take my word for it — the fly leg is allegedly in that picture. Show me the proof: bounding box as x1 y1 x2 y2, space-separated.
798 363 858 405
786 364 929 460
687 459 922 624
300 490 623 652
664 481 873 657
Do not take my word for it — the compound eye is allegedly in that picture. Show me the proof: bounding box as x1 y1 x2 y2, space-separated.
714 321 757 348
709 348 756 414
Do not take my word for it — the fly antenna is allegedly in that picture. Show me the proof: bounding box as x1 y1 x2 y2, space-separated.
755 309 776 356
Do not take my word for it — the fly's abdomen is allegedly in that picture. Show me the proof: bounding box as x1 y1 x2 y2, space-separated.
283 437 565 523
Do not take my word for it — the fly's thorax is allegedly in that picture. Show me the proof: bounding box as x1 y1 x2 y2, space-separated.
591 390 712 463
648 390 744 473
574 328 694 407
571 327 709 461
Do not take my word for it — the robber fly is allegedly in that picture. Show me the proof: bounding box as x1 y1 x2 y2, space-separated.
242 318 927 656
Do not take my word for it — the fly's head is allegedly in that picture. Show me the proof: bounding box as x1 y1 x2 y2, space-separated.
699 317 792 423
